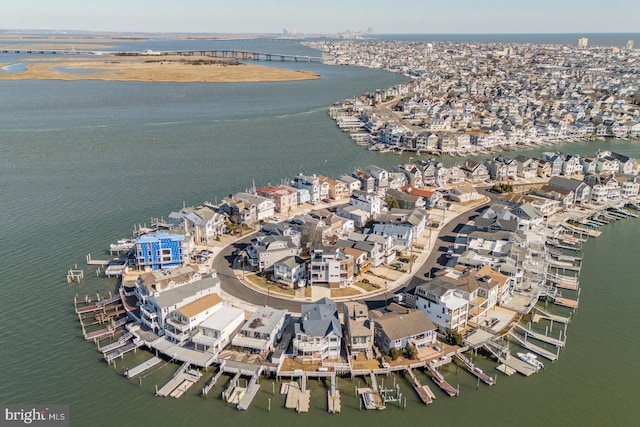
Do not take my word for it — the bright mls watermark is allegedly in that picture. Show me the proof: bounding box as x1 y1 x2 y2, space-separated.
1 405 68 426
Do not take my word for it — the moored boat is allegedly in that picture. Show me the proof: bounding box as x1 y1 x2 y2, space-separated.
517 352 544 369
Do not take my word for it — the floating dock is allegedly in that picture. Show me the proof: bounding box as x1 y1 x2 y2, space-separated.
156 362 201 398
533 307 570 324
513 324 565 347
125 356 162 379
282 381 310 413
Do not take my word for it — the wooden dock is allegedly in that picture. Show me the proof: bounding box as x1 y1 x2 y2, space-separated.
497 355 536 376
508 331 558 361
282 381 310 412
426 363 458 397
125 356 162 379
533 307 570 324
405 368 434 404
453 352 495 385
514 324 565 347
156 362 201 398
202 363 225 397
554 296 579 309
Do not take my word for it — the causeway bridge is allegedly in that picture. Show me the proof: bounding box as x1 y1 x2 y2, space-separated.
1 48 324 63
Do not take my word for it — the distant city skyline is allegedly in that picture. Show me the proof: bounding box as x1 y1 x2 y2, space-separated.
2 0 639 35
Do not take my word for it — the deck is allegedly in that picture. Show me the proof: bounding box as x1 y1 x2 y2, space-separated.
156 362 202 398
125 356 162 379
405 369 434 404
514 324 565 347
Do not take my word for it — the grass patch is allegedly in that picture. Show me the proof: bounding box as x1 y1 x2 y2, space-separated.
330 287 361 298
244 273 295 296
353 281 379 292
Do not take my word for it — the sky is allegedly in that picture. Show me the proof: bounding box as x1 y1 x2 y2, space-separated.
2 0 639 35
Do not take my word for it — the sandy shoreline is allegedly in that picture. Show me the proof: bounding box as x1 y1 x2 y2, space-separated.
0 54 320 83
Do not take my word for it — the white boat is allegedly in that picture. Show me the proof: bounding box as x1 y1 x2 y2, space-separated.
109 238 134 252
517 352 544 369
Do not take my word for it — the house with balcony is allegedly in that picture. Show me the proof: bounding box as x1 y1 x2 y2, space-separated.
515 156 539 179
245 234 300 272
140 274 222 335
272 255 307 287
233 192 276 223
462 160 490 182
337 232 386 268
231 306 288 355
309 245 354 288
257 186 299 214
339 175 362 194
414 277 470 332
449 182 481 203
191 305 246 353
293 298 342 362
342 302 374 359
352 169 376 193
318 175 350 201
292 174 321 204
486 156 518 181
385 188 425 211
540 152 564 176
372 304 436 354
547 176 591 204
135 232 187 271
164 293 223 344
168 205 226 244
561 154 582 176
366 165 389 192
349 190 382 217
134 266 202 303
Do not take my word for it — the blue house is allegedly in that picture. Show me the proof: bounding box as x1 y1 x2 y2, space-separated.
135 232 185 270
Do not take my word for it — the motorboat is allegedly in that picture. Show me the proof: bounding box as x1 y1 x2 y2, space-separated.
517 352 544 369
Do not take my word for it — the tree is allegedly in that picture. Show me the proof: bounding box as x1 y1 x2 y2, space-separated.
389 347 402 360
385 196 400 210
364 215 376 229
404 343 418 360
445 329 463 346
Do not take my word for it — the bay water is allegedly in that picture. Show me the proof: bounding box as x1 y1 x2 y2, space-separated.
0 38 638 427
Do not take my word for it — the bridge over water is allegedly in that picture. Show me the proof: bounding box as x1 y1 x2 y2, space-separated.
1 48 324 63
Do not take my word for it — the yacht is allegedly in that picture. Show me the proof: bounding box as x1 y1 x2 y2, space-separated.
517 352 544 369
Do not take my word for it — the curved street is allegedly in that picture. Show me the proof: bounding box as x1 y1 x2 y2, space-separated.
213 195 495 313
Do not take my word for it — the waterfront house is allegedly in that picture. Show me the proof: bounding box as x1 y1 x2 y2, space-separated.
605 151 638 175
140 274 222 334
339 175 362 194
283 185 311 205
395 163 423 188
366 165 389 192
231 306 288 355
417 159 447 188
352 169 376 193
509 203 544 228
342 302 374 359
309 245 354 288
461 159 490 182
257 186 299 214
272 255 307 287
388 172 409 190
414 278 469 332
293 298 342 362
372 304 436 354
168 205 227 244
164 293 223 344
386 188 426 211
547 176 591 204
515 155 539 179
135 232 187 271
540 152 564 176
318 175 350 200
292 174 321 204
537 160 553 178
135 266 202 302
486 156 518 181
561 154 582 176
233 192 276 223
580 157 598 175
191 305 246 353
530 185 575 207
617 176 640 198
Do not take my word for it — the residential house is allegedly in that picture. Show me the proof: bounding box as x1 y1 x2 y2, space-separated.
309 245 354 288
231 306 289 355
168 205 226 244
449 182 481 203
372 305 436 354
352 169 376 193
366 165 389 192
140 274 222 334
191 305 246 353
292 174 321 204
486 156 518 181
164 293 224 344
540 152 564 176
349 190 382 217
257 186 299 214
318 175 349 201
272 255 307 287
339 175 362 194
386 188 426 211
547 176 591 204
293 298 342 362
462 159 490 182
245 234 300 272
514 155 539 179
135 232 187 271
342 302 374 359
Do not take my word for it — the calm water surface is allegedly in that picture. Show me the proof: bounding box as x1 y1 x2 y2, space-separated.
0 38 639 427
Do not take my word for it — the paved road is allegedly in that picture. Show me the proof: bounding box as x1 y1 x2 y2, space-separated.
214 195 496 313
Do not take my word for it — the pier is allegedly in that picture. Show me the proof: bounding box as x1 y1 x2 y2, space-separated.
533 307 571 324
453 352 495 385
156 361 202 398
282 380 310 413
202 362 226 397
125 356 162 379
405 368 434 404
513 324 565 348
508 331 558 361
426 363 458 397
